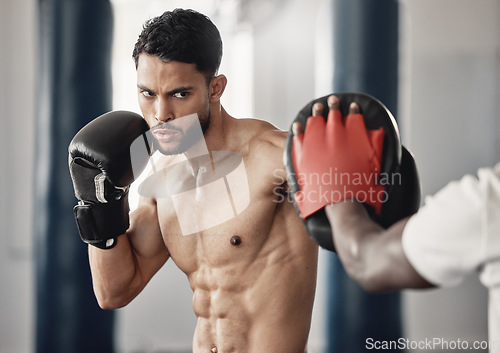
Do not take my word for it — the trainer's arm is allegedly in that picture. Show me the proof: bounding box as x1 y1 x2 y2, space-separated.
89 196 169 309
325 201 433 292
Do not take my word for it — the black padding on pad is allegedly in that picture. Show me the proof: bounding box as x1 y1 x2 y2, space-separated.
379 146 421 228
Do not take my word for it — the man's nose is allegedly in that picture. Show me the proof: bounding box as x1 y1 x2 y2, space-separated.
155 99 174 122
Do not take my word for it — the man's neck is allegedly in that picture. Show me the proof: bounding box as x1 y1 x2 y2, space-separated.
183 105 232 175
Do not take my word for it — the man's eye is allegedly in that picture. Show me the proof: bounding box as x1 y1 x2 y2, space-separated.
173 91 189 98
141 90 154 97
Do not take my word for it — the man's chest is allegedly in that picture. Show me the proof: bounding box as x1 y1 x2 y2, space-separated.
155 186 283 274
142 148 289 270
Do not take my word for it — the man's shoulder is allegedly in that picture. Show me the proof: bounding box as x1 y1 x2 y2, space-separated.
236 118 287 154
233 118 288 181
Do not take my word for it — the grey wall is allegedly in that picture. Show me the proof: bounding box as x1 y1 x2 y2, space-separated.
0 0 37 352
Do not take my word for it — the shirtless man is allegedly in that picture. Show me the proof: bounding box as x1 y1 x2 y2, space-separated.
68 8 318 353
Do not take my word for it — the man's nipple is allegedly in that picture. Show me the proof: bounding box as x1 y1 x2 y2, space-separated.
230 235 241 246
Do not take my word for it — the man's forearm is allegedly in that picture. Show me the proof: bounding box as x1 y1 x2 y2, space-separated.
325 201 384 290
89 235 142 309
325 201 430 292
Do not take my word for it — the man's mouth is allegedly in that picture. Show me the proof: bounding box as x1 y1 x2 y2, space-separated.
152 127 179 143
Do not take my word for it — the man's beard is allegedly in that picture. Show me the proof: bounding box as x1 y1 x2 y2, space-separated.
152 110 211 156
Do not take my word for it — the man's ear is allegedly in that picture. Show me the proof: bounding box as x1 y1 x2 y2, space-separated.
209 74 227 102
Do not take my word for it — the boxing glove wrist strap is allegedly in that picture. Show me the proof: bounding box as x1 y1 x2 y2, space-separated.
73 194 129 249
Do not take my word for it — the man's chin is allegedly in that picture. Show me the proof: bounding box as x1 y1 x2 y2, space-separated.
153 140 185 156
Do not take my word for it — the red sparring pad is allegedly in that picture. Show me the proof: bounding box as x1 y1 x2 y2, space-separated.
283 93 421 252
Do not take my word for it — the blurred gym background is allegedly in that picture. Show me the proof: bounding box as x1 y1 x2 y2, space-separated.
1 0 499 352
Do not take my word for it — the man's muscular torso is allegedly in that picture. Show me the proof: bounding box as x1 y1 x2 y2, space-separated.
151 118 318 352
89 115 318 353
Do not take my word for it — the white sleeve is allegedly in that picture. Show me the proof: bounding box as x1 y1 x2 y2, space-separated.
402 163 500 287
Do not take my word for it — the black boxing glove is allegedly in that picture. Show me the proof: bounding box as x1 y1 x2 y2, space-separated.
69 111 152 249
284 93 421 252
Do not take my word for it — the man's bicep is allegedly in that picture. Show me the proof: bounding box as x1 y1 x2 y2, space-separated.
128 196 169 274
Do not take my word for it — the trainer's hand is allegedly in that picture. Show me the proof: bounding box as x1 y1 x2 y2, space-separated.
291 95 385 219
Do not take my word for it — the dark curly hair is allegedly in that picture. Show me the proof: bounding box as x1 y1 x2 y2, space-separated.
132 8 223 84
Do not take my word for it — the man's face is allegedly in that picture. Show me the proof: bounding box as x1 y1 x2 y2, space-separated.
136 53 211 155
